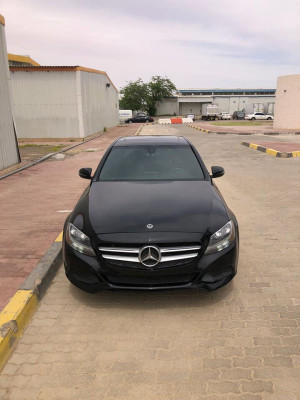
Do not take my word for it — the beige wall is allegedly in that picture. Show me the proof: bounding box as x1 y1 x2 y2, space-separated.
156 98 179 116
274 74 300 130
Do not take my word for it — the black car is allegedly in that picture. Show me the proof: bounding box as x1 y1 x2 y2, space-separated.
63 136 239 292
125 115 154 123
232 111 245 120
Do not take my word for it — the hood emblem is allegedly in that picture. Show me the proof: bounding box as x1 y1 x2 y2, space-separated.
146 224 153 229
139 246 161 267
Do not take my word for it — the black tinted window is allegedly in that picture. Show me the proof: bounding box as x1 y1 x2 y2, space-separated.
99 145 204 181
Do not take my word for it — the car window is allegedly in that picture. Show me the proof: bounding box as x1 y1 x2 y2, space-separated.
99 145 205 181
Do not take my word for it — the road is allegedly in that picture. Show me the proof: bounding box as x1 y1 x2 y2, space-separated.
0 124 299 400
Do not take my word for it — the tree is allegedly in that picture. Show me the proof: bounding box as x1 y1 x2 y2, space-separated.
119 79 149 112
119 76 176 116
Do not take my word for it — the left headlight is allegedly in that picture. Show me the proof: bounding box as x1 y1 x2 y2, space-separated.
205 220 235 255
66 222 96 257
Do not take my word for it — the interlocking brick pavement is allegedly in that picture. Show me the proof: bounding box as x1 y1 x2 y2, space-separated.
0 124 139 311
0 124 299 399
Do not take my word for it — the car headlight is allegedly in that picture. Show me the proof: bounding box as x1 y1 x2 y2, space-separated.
66 222 96 256
205 220 235 255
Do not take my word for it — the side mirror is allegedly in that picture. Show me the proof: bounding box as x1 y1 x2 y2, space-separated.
79 167 92 179
211 166 224 178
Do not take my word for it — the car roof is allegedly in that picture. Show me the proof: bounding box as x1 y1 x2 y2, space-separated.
115 136 190 147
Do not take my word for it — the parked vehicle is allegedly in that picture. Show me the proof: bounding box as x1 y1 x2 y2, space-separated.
119 110 132 123
218 112 231 120
125 115 154 123
63 136 239 293
186 113 195 121
245 112 273 121
232 111 245 120
202 104 219 121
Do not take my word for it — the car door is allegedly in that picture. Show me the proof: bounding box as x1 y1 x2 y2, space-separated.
257 113 265 120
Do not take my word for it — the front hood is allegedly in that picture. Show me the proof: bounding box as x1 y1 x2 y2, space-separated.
87 181 228 234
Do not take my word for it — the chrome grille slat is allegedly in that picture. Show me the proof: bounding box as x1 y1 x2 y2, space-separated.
99 247 139 253
161 253 198 262
160 246 201 253
102 254 140 262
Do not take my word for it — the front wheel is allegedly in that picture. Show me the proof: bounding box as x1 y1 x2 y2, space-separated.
128 120 133 124
267 117 272 120
251 117 255 120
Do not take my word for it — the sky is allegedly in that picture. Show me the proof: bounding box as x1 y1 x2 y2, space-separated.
1 0 300 90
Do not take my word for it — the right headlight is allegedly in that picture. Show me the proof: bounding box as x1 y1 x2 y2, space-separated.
66 222 96 257
205 220 235 255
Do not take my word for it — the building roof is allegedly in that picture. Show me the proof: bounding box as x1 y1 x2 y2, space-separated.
8 53 40 66
9 65 118 91
179 88 275 93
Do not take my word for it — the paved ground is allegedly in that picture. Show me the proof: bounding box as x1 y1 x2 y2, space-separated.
1 124 299 399
0 124 139 311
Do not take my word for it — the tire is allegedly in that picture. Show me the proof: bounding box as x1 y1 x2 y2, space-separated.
251 117 255 120
267 117 272 120
128 120 132 124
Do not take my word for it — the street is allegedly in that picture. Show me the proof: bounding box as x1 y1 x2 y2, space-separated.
1 124 299 400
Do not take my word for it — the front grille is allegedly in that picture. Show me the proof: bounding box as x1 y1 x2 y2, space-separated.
98 244 201 268
105 273 196 286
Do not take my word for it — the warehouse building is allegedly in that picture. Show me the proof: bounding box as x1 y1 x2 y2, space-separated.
0 15 20 170
274 74 300 130
157 88 276 117
10 66 119 139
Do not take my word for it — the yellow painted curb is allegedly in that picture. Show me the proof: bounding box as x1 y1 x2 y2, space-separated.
292 150 300 157
0 290 38 372
55 231 63 242
249 143 258 150
266 148 278 157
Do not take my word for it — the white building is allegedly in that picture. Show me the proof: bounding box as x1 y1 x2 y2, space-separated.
157 88 276 117
0 15 20 170
10 66 119 138
274 75 300 130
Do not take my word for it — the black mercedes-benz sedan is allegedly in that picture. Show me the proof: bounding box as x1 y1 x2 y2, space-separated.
63 136 239 292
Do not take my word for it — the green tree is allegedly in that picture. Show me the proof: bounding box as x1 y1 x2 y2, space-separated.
119 76 176 116
119 78 149 112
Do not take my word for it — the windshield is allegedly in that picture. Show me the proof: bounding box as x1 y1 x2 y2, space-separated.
99 145 205 181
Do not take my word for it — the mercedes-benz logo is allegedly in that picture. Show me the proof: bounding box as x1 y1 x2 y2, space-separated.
139 246 161 267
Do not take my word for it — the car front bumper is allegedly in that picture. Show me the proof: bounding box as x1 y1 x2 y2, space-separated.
63 239 238 293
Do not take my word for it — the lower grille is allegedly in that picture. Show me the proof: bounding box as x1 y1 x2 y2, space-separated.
105 273 196 286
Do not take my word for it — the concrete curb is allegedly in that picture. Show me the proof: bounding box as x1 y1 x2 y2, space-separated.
241 141 300 158
188 124 300 136
188 124 211 134
0 237 62 372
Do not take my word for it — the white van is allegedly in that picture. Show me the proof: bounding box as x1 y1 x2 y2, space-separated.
119 110 132 123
